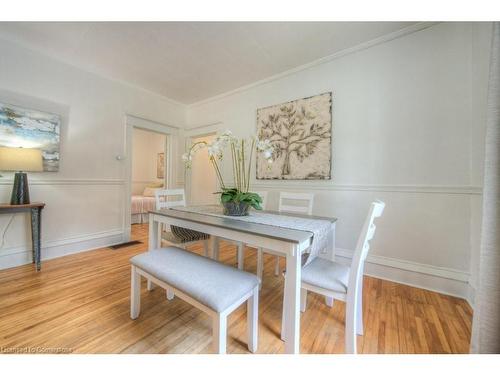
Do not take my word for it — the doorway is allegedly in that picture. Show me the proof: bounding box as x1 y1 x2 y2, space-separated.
187 133 218 205
124 115 178 241
130 128 167 226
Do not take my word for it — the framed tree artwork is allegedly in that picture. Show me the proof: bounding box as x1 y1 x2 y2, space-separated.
256 92 332 180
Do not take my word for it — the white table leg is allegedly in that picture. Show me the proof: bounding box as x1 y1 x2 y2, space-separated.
203 240 209 257
237 242 244 270
323 222 336 307
274 255 280 276
147 214 160 291
284 245 301 354
210 236 220 260
256 248 263 289
130 266 141 319
157 223 162 247
147 280 154 291
301 288 308 312
330 222 336 261
247 286 259 353
148 214 160 250
166 288 175 300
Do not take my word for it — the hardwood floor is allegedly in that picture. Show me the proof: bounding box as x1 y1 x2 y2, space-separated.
0 224 473 354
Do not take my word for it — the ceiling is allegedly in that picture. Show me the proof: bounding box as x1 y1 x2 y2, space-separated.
0 22 416 104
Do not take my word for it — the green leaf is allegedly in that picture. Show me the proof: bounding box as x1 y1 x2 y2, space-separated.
221 194 233 203
217 190 265 210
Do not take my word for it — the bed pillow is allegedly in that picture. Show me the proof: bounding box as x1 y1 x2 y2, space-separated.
147 182 164 188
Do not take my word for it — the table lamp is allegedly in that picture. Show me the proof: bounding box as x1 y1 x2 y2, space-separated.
0 147 43 205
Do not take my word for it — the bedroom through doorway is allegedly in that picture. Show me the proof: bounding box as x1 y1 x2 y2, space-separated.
130 128 167 226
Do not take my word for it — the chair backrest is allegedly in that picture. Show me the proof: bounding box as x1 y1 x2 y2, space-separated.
347 200 385 296
155 189 186 210
278 192 314 215
253 191 268 210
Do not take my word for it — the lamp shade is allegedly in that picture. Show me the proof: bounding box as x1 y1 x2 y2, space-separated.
0 147 43 172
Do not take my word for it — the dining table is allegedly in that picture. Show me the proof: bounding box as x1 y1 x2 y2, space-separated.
148 205 337 354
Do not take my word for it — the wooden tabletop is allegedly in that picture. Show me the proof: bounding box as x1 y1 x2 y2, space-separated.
150 207 336 244
0 202 45 209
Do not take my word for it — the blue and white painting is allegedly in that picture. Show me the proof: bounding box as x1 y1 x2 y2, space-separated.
0 102 60 171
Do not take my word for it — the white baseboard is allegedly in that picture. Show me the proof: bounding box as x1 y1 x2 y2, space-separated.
330 248 474 304
465 284 476 309
0 229 125 270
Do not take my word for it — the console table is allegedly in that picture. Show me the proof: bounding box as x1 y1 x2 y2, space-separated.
0 202 45 271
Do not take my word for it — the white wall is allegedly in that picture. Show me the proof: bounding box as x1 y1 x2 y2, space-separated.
0 37 185 269
186 23 492 303
132 128 166 195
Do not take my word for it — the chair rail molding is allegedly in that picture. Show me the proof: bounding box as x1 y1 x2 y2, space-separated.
0 178 125 186
252 182 483 195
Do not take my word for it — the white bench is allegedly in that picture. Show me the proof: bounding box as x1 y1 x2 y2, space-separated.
130 247 260 354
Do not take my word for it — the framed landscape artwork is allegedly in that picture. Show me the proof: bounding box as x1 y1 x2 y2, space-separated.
256 92 332 180
0 101 61 171
157 152 165 179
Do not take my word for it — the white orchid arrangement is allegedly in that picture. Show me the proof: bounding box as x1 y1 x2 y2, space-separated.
182 130 274 209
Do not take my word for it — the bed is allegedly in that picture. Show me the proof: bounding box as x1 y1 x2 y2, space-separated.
131 194 156 224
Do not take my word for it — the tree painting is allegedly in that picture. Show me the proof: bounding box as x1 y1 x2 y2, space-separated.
256 92 332 180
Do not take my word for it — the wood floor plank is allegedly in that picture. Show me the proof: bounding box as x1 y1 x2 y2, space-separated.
0 224 472 354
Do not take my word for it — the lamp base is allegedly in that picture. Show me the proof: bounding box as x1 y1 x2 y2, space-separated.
10 172 30 205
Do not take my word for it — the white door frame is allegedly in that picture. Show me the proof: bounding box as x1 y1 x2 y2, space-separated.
123 115 180 241
183 122 223 205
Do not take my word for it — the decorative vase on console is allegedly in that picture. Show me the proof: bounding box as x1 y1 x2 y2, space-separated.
182 130 273 216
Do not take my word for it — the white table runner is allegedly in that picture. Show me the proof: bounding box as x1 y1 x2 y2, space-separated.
172 205 332 265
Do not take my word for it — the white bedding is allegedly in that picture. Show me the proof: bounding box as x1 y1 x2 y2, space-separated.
131 195 156 224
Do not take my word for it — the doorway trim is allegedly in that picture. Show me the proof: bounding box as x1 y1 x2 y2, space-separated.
123 115 179 241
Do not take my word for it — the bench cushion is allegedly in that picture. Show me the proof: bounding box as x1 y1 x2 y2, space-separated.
130 247 260 312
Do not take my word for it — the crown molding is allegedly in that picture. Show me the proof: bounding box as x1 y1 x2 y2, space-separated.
188 22 439 108
0 35 186 108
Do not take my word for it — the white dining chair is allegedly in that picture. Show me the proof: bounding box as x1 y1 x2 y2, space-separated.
154 189 210 256
281 200 385 354
256 192 314 285
151 188 212 297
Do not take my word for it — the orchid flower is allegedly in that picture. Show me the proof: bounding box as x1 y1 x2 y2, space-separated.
182 130 274 193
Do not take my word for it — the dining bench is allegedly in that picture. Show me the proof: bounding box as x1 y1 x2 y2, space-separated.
130 247 260 354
